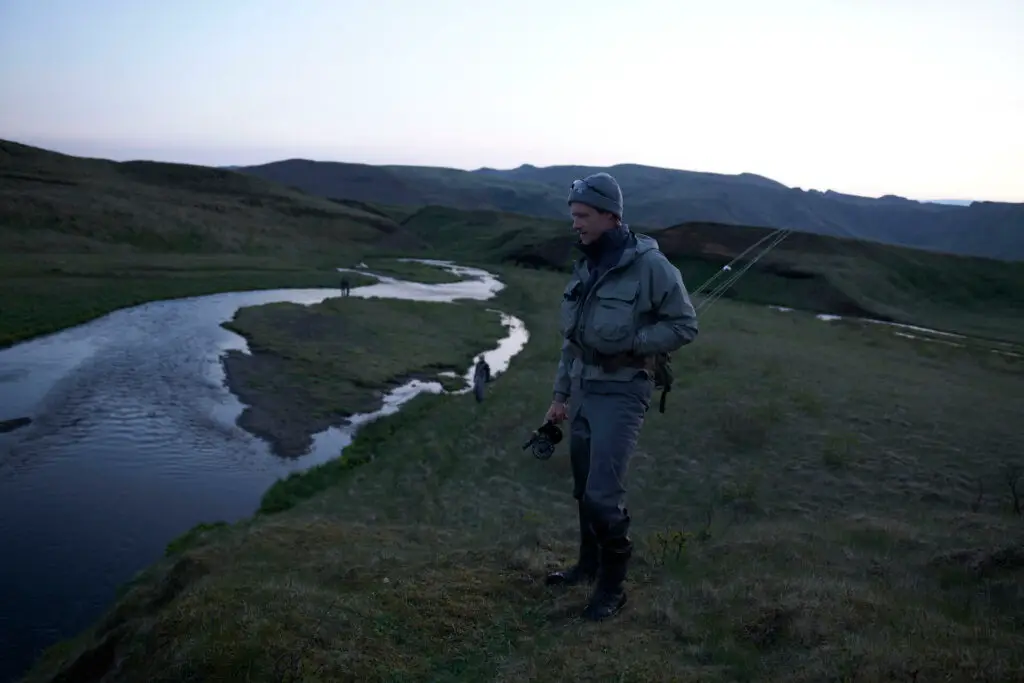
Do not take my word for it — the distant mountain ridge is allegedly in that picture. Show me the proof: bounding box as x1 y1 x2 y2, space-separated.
235 159 1024 261
921 199 975 206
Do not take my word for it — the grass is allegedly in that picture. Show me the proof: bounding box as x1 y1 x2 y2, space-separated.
0 253 380 349
0 139 428 348
234 152 1024 262
352 257 467 284
0 139 422 257
5 139 1023 346
221 294 507 457
5 140 1024 681
25 265 1024 683
382 206 1024 345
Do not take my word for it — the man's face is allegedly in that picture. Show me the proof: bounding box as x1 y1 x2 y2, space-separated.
569 202 617 245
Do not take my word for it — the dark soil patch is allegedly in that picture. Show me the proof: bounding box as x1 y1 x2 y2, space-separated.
223 351 337 458
223 350 457 458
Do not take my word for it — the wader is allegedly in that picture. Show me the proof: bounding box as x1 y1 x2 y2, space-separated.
546 373 652 620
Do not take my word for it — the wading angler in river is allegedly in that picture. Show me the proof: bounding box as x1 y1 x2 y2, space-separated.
544 172 699 621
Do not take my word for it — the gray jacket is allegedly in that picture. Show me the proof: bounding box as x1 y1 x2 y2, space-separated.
553 231 698 402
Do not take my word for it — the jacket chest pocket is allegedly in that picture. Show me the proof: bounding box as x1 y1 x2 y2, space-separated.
560 280 583 335
589 279 640 347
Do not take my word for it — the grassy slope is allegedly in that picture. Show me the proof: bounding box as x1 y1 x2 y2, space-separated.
24 266 1024 683
631 221 1024 344
235 158 565 217
4 139 1021 346
400 206 1024 344
0 140 429 348
236 157 1024 260
222 296 506 457
0 254 383 349
0 140 417 255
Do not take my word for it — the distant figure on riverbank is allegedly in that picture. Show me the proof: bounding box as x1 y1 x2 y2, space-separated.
340 277 351 296
473 356 491 403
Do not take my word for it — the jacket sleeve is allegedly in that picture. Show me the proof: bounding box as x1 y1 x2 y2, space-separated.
632 252 699 355
552 337 573 402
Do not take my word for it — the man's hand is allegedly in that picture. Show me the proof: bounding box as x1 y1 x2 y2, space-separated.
545 400 568 424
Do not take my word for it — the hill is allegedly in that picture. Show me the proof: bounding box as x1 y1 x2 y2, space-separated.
0 140 421 256
2 140 1023 345
236 158 1024 261
0 139 425 347
397 205 1024 344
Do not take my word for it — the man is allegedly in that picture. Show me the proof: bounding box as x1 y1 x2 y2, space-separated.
473 355 491 403
544 172 698 621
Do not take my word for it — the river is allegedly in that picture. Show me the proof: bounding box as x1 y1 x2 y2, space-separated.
0 259 528 683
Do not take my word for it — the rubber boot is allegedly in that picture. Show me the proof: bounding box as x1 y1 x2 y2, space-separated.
545 501 599 587
582 537 631 621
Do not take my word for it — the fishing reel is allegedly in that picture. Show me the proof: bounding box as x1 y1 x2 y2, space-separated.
522 420 563 461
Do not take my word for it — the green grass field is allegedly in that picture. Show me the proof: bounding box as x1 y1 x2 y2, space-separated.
0 253 381 349
5 141 1024 682
24 264 1024 683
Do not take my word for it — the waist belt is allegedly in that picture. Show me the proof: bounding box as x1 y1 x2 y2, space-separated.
568 340 668 413
571 342 651 373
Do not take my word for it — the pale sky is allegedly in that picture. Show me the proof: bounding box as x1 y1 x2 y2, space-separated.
1 0 1021 202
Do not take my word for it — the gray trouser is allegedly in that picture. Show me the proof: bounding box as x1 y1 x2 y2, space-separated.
569 374 652 544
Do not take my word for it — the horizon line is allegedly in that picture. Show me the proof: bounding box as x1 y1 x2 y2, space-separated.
4 136 1020 206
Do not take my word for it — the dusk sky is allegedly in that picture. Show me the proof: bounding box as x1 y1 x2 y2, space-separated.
1 0 1021 202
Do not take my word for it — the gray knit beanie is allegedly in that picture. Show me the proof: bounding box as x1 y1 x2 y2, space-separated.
567 172 624 219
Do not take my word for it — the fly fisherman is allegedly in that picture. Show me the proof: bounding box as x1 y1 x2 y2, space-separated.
544 172 699 620
473 355 491 403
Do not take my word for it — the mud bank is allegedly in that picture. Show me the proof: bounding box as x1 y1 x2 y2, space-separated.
222 353 473 459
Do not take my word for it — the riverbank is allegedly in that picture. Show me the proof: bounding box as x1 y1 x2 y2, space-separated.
351 257 468 284
0 257 519 683
21 265 1024 683
221 294 507 457
0 252 380 349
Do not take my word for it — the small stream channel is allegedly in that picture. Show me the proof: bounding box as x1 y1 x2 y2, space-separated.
767 306 1024 358
0 259 528 683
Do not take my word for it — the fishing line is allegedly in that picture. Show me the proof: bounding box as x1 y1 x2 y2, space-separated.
691 227 790 298
692 228 793 313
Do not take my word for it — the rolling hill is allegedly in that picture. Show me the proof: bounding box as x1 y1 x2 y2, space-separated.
395 205 1024 343
236 158 1024 261
3 139 1023 343
0 140 423 256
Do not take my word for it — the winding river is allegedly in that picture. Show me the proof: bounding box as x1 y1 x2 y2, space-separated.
0 259 528 683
